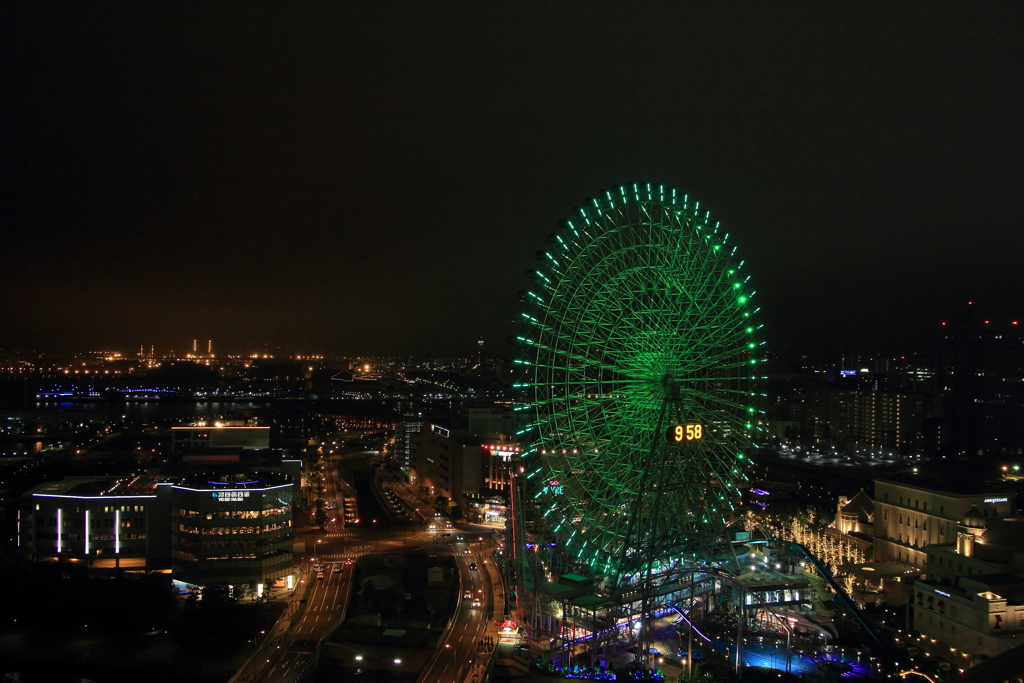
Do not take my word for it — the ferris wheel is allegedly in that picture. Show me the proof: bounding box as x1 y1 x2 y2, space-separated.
516 183 765 586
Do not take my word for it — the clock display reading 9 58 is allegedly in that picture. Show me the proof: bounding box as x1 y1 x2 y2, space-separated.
666 424 704 443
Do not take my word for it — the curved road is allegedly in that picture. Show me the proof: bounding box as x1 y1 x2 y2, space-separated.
249 452 504 683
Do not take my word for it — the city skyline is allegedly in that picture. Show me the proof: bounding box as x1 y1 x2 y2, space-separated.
3 4 1022 357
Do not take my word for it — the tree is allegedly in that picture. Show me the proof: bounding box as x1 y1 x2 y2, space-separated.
314 498 327 529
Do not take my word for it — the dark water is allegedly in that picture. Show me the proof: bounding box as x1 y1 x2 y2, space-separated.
0 401 273 457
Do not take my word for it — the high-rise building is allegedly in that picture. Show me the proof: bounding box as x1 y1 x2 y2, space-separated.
941 309 1024 457
395 418 425 468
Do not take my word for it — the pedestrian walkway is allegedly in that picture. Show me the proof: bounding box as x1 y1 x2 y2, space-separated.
315 548 369 560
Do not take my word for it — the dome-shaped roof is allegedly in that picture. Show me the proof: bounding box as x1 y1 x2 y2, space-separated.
961 505 987 529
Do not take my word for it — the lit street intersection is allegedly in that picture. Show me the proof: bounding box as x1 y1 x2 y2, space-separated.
242 453 505 683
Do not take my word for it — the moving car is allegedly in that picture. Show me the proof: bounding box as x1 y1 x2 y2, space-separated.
469 562 477 570
463 590 473 599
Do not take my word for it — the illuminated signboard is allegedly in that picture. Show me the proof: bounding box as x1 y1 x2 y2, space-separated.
666 424 704 443
213 490 251 501
548 480 564 495
984 497 1009 503
482 444 522 460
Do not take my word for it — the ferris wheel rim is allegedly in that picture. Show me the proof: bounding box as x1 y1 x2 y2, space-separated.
518 184 765 580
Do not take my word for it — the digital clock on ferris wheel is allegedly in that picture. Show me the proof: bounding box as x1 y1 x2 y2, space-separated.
666 424 704 443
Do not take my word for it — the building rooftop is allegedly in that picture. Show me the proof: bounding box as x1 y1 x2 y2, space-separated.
26 475 160 498
173 471 292 491
877 474 1014 497
841 489 874 520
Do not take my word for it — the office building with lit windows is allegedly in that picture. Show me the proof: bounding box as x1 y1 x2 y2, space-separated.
22 476 164 570
169 473 294 587
20 471 295 590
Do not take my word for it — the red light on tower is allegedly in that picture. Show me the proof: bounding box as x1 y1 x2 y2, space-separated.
1013 322 1019 326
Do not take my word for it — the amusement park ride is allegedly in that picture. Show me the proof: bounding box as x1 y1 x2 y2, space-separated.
507 185 891 679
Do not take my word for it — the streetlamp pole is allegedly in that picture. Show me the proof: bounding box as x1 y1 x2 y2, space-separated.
785 626 791 673
687 571 694 680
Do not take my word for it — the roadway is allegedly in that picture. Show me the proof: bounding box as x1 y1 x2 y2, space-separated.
250 449 358 683
249 448 505 683
416 541 496 683
259 558 353 683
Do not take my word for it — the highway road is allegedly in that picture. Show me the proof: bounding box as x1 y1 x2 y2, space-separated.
245 449 356 683
248 449 504 683
260 558 353 683
417 547 496 683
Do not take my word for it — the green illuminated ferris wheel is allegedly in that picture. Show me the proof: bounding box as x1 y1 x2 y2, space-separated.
515 183 765 587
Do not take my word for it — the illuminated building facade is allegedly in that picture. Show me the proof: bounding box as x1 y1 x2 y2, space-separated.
395 418 425 468
21 472 295 589
169 473 293 587
873 478 1014 570
912 575 1024 661
171 423 270 451
409 423 464 509
22 476 165 570
913 509 1024 661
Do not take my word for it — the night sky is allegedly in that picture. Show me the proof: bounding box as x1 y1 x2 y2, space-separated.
3 4 1022 359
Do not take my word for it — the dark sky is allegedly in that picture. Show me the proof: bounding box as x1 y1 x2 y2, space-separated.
2 3 1022 359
